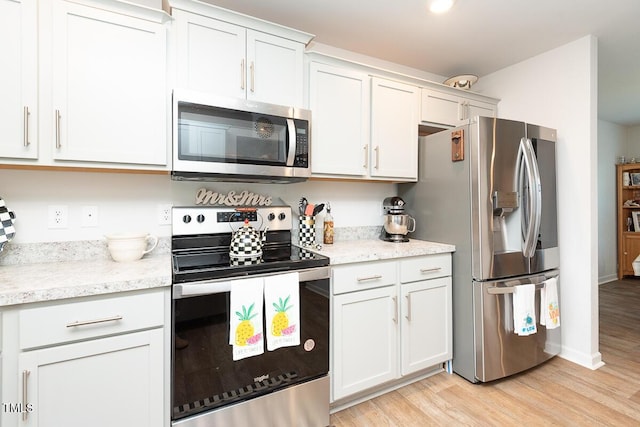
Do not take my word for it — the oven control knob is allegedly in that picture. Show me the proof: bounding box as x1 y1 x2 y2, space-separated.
267 213 275 221
197 214 205 223
183 215 191 224
278 212 286 221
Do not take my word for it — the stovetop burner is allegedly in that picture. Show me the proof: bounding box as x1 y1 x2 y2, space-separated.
171 206 329 284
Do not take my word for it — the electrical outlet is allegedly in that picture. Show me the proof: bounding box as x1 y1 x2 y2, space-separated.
81 205 99 227
158 204 172 225
48 205 68 229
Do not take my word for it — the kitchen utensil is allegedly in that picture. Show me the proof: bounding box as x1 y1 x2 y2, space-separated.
313 203 325 216
299 197 308 215
0 196 16 253
304 203 315 216
105 233 158 262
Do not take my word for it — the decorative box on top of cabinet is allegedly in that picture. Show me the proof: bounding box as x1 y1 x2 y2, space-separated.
0 289 168 427
616 163 640 278
170 0 313 108
331 253 452 404
0 0 171 170
308 60 419 182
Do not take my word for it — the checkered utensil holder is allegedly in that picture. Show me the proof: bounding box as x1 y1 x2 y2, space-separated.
299 215 316 247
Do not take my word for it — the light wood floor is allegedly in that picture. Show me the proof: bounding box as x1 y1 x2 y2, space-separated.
330 279 640 426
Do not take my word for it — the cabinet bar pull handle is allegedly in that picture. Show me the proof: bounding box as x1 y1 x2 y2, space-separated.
23 106 30 147
374 146 380 169
363 145 368 169
250 61 255 93
55 109 62 148
22 370 30 421
240 59 245 90
66 315 123 328
392 296 398 323
356 274 382 282
420 267 442 273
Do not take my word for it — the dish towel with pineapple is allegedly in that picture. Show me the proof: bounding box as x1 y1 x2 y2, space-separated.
229 277 264 361
540 277 560 329
513 284 537 336
264 272 300 351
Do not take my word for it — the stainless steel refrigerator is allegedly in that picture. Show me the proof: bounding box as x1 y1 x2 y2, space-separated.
399 116 560 383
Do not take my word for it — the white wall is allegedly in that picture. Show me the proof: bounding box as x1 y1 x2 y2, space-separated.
0 168 395 244
627 125 640 155
473 36 602 369
598 120 626 283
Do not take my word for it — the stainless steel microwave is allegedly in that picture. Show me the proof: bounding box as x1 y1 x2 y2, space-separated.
172 90 311 183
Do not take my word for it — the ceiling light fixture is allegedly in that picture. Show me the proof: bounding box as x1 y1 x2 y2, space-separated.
428 0 456 14
444 74 478 90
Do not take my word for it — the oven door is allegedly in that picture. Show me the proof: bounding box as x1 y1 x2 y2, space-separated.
171 267 329 424
172 90 311 182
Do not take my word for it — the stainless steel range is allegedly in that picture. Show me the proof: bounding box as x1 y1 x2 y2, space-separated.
171 205 330 427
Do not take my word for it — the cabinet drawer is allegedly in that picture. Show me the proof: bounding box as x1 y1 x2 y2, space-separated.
332 261 396 295
19 291 164 350
399 253 451 283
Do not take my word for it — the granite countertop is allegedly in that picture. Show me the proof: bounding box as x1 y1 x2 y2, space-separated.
0 237 453 307
310 238 455 265
0 255 171 307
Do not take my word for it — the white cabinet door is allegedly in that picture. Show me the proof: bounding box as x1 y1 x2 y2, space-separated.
18 329 164 427
400 277 452 375
173 9 246 99
421 88 497 126
332 286 398 400
0 0 37 159
420 88 460 127
173 11 305 107
370 77 419 180
247 30 304 107
308 62 370 177
51 0 167 165
466 98 496 121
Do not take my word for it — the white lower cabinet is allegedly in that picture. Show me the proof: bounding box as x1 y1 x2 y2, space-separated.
332 286 398 400
18 329 163 427
0 289 168 427
331 254 452 403
400 277 452 375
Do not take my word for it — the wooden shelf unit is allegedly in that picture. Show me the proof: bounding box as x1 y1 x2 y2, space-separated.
616 163 640 278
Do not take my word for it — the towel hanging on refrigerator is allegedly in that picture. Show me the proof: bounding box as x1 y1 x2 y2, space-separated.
540 277 560 329
229 277 264 361
264 272 300 351
513 284 537 336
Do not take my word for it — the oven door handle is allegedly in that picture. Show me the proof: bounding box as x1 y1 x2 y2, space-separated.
173 266 331 299
174 281 233 298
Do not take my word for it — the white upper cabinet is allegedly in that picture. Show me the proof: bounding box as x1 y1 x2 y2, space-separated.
421 87 497 127
246 30 304 107
171 2 311 107
308 62 370 177
370 77 419 180
308 60 419 182
173 10 246 99
0 0 38 160
50 0 168 165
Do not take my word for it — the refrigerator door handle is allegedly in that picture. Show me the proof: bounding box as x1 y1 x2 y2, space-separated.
518 138 541 258
525 137 542 257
